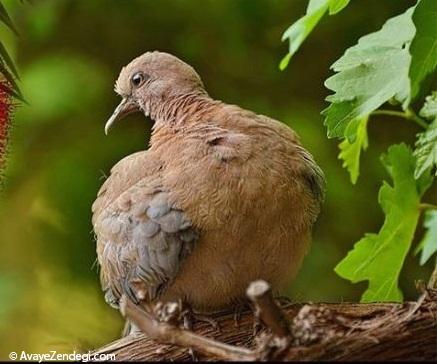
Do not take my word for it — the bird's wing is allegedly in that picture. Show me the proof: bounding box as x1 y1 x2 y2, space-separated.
92 153 198 308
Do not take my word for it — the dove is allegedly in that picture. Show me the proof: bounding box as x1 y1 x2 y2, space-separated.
92 51 324 332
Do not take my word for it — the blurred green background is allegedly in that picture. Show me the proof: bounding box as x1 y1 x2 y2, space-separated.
0 0 434 357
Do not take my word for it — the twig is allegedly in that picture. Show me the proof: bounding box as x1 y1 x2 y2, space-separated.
119 281 295 361
246 280 291 338
121 296 257 361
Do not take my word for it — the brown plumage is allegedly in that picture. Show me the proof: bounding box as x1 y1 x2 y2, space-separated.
92 51 324 323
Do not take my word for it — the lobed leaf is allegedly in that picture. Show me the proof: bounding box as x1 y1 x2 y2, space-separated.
409 0 437 100
322 8 415 139
414 92 437 178
415 210 437 265
335 144 432 302
338 116 368 184
419 91 437 119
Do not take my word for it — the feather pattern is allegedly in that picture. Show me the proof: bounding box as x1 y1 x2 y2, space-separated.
93 175 198 308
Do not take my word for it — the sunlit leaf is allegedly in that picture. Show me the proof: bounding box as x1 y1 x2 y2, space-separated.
322 7 415 138
414 92 437 178
335 144 432 302
409 0 437 100
338 116 368 184
415 210 437 265
280 0 329 70
280 0 350 70
329 0 350 15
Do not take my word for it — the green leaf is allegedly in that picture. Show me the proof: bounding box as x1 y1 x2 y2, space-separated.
409 0 437 100
322 8 415 138
335 144 432 302
0 2 19 35
279 53 292 72
419 91 437 120
329 0 350 15
280 0 351 70
414 119 437 178
414 92 437 178
280 0 329 70
338 116 368 184
415 210 437 265
0 61 24 102
0 41 19 79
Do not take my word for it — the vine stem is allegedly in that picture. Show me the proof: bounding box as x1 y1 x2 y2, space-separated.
371 108 428 129
419 203 437 211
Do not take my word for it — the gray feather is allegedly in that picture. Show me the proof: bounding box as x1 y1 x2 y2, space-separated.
95 189 199 308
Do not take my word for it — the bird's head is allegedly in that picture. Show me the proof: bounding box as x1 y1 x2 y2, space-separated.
105 51 206 134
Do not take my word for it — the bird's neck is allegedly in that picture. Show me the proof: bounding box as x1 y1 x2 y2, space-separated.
144 92 221 127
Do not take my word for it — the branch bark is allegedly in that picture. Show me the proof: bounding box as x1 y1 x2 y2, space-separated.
95 288 437 361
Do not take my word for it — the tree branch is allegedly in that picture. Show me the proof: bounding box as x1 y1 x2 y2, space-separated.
119 297 257 361
246 280 291 338
95 286 437 361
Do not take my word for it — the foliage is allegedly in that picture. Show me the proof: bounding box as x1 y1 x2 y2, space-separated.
322 7 414 139
0 0 25 178
415 210 437 265
409 0 437 100
0 1 23 100
283 0 437 302
338 117 368 184
335 144 431 302
414 92 437 178
280 0 350 70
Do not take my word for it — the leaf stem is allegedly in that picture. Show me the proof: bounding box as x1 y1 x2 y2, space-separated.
371 108 428 129
419 203 437 211
406 108 429 129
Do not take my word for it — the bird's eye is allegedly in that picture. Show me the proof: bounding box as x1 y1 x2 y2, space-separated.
131 72 148 88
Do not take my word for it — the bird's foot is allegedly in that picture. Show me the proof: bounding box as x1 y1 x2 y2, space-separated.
121 320 142 337
252 315 263 337
181 304 221 333
183 310 221 333
179 303 220 361
194 313 221 332
232 301 250 328
274 295 293 307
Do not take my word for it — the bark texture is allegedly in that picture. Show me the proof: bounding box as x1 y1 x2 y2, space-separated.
95 289 437 361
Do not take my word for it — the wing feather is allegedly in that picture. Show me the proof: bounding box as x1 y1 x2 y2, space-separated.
92 154 198 308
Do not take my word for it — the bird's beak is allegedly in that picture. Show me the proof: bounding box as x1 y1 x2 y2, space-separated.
105 97 140 135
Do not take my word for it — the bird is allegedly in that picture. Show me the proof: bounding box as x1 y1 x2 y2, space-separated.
92 51 324 333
